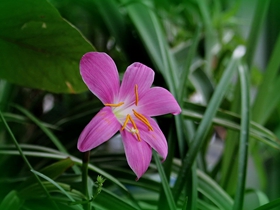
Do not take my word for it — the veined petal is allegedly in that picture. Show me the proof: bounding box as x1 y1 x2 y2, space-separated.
137 87 181 116
137 117 168 160
80 52 120 104
78 107 121 152
118 62 154 106
121 130 152 180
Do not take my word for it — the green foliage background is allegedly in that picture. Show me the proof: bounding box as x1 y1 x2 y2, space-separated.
1 0 280 210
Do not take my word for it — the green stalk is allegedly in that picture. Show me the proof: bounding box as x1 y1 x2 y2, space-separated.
82 151 91 210
0 110 59 210
232 64 250 210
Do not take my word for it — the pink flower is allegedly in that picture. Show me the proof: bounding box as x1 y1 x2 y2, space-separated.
77 52 181 179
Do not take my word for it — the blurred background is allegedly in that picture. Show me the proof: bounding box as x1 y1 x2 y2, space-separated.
1 0 280 209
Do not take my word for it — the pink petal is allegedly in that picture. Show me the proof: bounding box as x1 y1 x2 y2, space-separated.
137 87 181 116
118 62 154 107
80 52 120 104
77 107 121 152
137 117 168 161
120 130 152 179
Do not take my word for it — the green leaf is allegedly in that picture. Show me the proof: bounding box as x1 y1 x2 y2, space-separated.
0 0 94 93
2 112 59 130
173 46 245 201
19 158 74 190
94 188 141 210
0 190 23 210
30 170 81 205
182 101 280 150
18 181 85 201
0 110 58 209
153 152 177 210
245 189 269 207
233 64 250 210
254 198 280 210
252 33 280 124
197 170 233 210
245 0 270 69
0 146 128 192
197 200 220 210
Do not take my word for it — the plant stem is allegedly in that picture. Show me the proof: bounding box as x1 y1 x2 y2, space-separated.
82 151 90 210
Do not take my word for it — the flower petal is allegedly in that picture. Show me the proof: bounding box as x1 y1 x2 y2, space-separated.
80 52 120 104
77 107 121 152
118 62 154 106
137 117 168 160
120 130 152 179
137 87 181 116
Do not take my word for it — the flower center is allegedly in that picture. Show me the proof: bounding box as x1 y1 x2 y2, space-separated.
104 84 153 141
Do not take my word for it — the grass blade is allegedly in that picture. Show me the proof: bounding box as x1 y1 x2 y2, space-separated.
0 146 128 192
153 151 177 210
245 0 270 68
254 198 280 210
197 170 233 210
232 64 250 210
30 170 77 204
173 46 245 201
252 33 280 124
12 104 67 153
181 102 279 149
178 25 201 104
0 111 59 210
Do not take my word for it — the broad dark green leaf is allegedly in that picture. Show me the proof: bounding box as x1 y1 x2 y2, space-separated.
0 0 94 93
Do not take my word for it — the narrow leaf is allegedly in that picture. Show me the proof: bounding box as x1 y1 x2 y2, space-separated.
173 46 245 201
153 152 177 210
233 64 250 210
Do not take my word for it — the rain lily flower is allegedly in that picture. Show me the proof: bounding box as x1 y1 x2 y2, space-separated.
78 52 181 179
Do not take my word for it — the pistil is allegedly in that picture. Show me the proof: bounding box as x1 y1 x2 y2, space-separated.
121 114 141 141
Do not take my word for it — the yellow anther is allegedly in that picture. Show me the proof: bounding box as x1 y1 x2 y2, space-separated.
104 102 124 107
134 84 139 106
121 114 130 130
133 109 153 131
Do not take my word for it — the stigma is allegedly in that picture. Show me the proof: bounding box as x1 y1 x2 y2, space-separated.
105 84 154 141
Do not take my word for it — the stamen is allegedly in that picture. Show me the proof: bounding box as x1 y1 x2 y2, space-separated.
136 133 140 141
128 114 137 129
134 84 139 106
104 102 124 107
133 109 153 131
121 114 130 130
